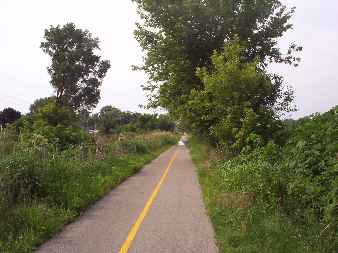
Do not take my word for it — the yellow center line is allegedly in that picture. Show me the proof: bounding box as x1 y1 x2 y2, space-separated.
118 149 179 253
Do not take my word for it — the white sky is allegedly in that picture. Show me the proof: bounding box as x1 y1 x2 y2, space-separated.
0 0 337 118
271 0 338 118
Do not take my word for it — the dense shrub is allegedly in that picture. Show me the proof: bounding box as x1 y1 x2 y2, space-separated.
19 101 91 149
217 106 338 251
180 41 294 154
0 152 45 208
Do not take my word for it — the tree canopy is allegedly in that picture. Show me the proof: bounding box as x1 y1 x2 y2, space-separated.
41 23 111 112
134 0 302 151
29 97 56 114
99 106 124 133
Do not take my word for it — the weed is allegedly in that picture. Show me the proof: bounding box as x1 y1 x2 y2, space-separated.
0 132 178 253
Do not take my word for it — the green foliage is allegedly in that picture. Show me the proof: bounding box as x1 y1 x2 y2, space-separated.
29 97 56 114
41 23 111 112
183 41 294 153
189 105 338 252
131 113 175 132
0 204 74 253
98 106 124 133
95 105 175 133
0 107 21 127
157 114 176 131
189 142 324 252
33 100 76 126
0 132 178 252
0 125 18 158
21 101 90 149
0 152 45 208
115 132 178 154
22 124 89 149
133 0 301 125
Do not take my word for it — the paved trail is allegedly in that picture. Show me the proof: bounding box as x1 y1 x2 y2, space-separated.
36 145 218 253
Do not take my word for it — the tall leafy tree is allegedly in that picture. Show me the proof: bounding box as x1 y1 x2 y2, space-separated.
133 0 301 117
41 23 111 112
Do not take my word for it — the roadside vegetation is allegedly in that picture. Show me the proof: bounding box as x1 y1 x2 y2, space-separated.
189 106 337 252
0 22 178 252
134 0 337 252
1 1 337 252
0 131 178 253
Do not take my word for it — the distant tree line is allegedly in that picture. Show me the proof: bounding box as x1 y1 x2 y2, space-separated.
85 105 175 133
0 108 21 128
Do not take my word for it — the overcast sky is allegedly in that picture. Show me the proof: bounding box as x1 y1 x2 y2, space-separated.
0 0 337 118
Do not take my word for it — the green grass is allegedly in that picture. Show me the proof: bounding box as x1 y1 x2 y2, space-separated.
0 133 178 253
188 136 331 253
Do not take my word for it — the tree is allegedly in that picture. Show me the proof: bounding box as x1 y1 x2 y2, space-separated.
185 41 295 153
0 108 22 127
29 97 56 114
157 114 175 132
41 23 111 112
133 0 301 120
120 111 139 125
134 114 158 131
33 100 76 127
98 106 123 133
95 106 176 133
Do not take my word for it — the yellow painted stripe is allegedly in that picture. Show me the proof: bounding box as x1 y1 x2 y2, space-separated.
118 150 179 253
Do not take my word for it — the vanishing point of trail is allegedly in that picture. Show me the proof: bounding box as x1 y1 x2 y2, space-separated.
36 145 218 253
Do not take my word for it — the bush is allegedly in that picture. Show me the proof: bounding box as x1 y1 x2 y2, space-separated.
18 123 90 150
217 106 338 251
18 100 91 149
0 152 45 208
180 40 294 154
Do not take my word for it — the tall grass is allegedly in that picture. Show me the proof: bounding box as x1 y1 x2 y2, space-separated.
0 127 17 159
0 131 178 253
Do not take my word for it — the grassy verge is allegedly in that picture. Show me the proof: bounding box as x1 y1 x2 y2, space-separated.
0 132 178 253
188 136 333 253
188 136 231 251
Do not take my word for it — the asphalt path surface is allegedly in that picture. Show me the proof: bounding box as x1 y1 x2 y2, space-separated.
36 145 218 253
